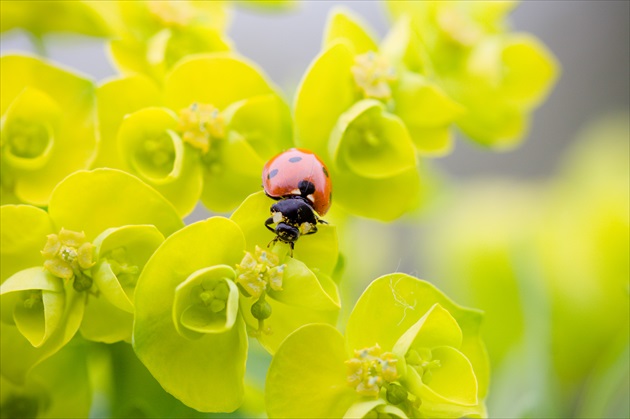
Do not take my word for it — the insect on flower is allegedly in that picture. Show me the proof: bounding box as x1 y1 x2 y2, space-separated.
262 148 332 253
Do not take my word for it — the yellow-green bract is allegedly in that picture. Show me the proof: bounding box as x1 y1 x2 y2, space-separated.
386 0 559 148
0 55 97 206
266 273 489 418
133 191 340 412
107 1 231 82
95 54 292 215
0 169 183 384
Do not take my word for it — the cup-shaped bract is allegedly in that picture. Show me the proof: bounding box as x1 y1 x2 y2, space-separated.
0 55 98 206
108 0 231 82
295 8 461 220
0 169 183 383
133 217 248 412
95 54 292 215
133 191 341 412
386 1 559 148
230 192 341 353
266 273 488 418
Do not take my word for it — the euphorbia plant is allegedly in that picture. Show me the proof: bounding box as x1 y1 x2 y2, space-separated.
0 1 565 417
0 169 182 383
266 273 489 418
0 55 97 206
133 191 340 412
96 53 292 215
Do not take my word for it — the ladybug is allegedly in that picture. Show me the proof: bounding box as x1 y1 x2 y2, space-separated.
262 148 332 253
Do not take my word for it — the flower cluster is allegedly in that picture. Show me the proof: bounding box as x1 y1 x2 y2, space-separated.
0 1 562 417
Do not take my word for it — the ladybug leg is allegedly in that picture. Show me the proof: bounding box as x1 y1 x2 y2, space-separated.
289 242 294 257
267 236 279 248
318 219 328 225
303 224 318 236
265 216 276 233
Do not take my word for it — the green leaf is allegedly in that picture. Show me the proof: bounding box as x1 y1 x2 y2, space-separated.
323 7 379 55
0 205 53 282
266 324 356 418
94 75 161 168
48 169 183 240
164 54 275 112
230 191 339 275
117 107 203 216
133 217 247 412
329 99 417 179
294 42 356 157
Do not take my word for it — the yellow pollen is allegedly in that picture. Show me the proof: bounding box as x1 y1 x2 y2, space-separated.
346 344 399 397
351 52 397 100
41 228 96 285
178 103 225 154
235 246 286 299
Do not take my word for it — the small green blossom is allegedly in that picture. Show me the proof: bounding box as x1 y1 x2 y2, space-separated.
133 191 340 412
266 274 488 418
235 246 286 298
95 54 292 215
0 169 182 383
41 229 96 291
0 55 97 206
352 52 397 101
346 344 399 397
178 103 225 153
386 1 559 148
108 0 230 82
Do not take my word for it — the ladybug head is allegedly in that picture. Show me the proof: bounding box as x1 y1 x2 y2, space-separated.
275 222 300 243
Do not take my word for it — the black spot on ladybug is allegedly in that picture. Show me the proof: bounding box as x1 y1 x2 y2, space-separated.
322 166 329 177
288 156 302 163
268 169 279 179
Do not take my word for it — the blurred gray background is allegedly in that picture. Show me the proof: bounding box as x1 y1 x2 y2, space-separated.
1 0 628 182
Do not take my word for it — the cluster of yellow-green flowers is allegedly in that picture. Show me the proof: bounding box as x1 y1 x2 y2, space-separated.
0 1 561 417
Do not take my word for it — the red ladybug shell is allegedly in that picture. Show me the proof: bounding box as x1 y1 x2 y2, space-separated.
262 148 332 215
